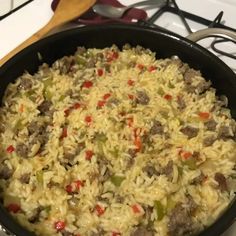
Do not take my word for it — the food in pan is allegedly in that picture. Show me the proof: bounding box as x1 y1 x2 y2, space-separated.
0 45 235 236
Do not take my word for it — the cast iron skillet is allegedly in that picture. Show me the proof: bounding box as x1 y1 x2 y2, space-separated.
0 24 236 236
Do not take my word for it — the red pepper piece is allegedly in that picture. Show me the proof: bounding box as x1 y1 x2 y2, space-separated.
64 109 71 117
103 93 111 100
85 115 92 124
97 100 106 108
73 103 81 109
65 184 73 194
6 145 15 153
54 220 66 231
134 136 142 152
164 94 172 100
112 232 121 236
97 68 104 76
198 112 210 120
148 65 157 72
75 180 84 190
127 79 135 86
82 81 93 88
137 64 144 70
95 204 105 216
60 127 67 139
128 94 134 100
85 150 94 161
127 117 134 127
182 151 192 160
132 204 141 214
7 203 21 213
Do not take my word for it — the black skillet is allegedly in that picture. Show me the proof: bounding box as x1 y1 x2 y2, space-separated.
0 24 236 236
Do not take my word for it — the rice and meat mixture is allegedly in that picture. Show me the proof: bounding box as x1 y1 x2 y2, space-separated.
0 45 236 236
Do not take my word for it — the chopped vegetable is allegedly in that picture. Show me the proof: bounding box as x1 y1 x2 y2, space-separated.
82 81 93 89
77 55 87 65
64 109 71 117
60 127 67 139
85 150 94 161
44 89 53 100
7 203 21 213
73 103 81 109
128 79 135 86
112 232 121 236
36 170 44 185
97 68 104 76
42 78 53 88
97 100 106 108
54 220 66 231
134 136 142 152
14 119 24 131
103 93 111 100
85 115 92 124
65 184 73 194
19 104 24 113
164 94 172 101
128 94 134 100
181 151 192 160
137 64 144 70
74 180 84 190
95 133 107 142
148 65 157 72
198 112 210 120
106 51 119 62
132 204 141 214
183 157 197 170
166 197 176 213
154 200 165 221
127 117 134 127
110 175 125 187
95 204 105 216
6 145 15 153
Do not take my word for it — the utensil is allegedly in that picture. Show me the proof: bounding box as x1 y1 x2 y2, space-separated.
0 0 96 67
0 24 236 236
93 0 166 18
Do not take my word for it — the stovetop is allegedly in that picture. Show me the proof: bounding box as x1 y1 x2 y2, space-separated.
0 0 235 236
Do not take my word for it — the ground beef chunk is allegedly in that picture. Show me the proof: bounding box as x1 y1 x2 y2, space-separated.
16 143 29 158
136 91 150 105
177 96 186 110
116 195 125 203
218 125 234 140
168 203 195 236
203 135 216 147
131 226 154 236
28 121 42 135
184 69 201 84
180 126 199 139
68 196 79 208
91 228 106 236
106 98 120 107
19 173 30 184
0 164 13 180
150 120 163 135
128 148 136 158
86 58 96 68
53 56 75 74
161 160 173 181
38 100 53 115
214 172 228 192
191 172 206 185
204 119 217 131
28 206 43 223
142 165 160 178
196 80 211 94
18 77 33 90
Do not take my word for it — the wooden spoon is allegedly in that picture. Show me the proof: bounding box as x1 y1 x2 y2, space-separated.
0 0 96 66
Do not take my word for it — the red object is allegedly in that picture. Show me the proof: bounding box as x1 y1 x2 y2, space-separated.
182 151 192 160
82 81 93 88
64 109 71 117
128 94 134 100
73 103 81 109
106 51 119 62
85 115 92 124
54 220 66 231
85 150 94 160
148 65 157 72
127 79 135 86
164 94 172 100
112 232 121 236
65 184 73 194
97 68 104 76
7 203 21 213
75 180 84 190
137 64 144 70
132 204 141 214
134 136 142 152
97 100 106 108
127 117 134 127
198 112 210 120
6 145 15 153
95 204 105 216
60 127 67 139
103 93 111 100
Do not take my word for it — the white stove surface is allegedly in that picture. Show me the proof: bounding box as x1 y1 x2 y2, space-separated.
0 0 236 236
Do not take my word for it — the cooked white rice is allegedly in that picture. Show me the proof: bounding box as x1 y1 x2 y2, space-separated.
0 45 235 236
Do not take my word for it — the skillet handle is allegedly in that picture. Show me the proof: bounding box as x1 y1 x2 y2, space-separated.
186 28 236 42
